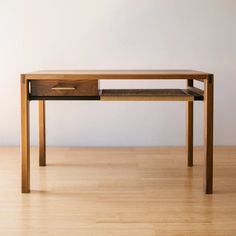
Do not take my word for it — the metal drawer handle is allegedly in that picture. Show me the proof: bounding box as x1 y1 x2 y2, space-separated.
51 86 76 91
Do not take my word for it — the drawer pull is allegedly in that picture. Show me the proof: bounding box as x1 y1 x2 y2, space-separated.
51 87 76 91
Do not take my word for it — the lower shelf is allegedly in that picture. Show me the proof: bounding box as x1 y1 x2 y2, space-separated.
100 89 203 101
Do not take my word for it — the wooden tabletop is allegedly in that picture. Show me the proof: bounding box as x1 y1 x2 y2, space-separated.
23 70 212 80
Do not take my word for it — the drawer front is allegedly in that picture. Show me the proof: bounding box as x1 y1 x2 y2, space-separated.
31 80 99 97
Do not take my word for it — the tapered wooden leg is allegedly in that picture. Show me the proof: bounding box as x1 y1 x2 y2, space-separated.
21 75 30 193
204 75 214 194
39 100 46 166
186 101 194 167
186 80 194 167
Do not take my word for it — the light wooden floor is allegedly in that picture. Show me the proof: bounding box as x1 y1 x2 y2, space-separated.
0 147 236 236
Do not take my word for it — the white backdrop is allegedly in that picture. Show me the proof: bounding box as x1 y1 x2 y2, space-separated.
0 0 236 146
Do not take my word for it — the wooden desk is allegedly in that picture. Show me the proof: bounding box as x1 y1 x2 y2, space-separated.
21 70 214 194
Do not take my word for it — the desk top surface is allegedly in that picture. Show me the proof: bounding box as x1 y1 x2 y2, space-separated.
24 70 212 80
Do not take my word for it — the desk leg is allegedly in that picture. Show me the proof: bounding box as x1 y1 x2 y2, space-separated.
204 75 214 194
39 100 46 166
21 76 30 193
186 80 194 167
186 102 194 167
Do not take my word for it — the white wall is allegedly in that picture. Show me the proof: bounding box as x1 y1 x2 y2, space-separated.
0 0 236 146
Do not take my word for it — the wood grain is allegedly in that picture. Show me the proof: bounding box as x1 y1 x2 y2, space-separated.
204 75 214 194
39 100 46 166
23 70 210 81
21 75 30 193
31 80 98 97
186 80 194 167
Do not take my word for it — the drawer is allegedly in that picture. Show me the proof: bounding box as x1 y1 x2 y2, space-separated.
30 80 99 97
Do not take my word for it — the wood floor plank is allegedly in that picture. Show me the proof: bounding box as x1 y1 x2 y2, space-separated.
0 147 236 235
